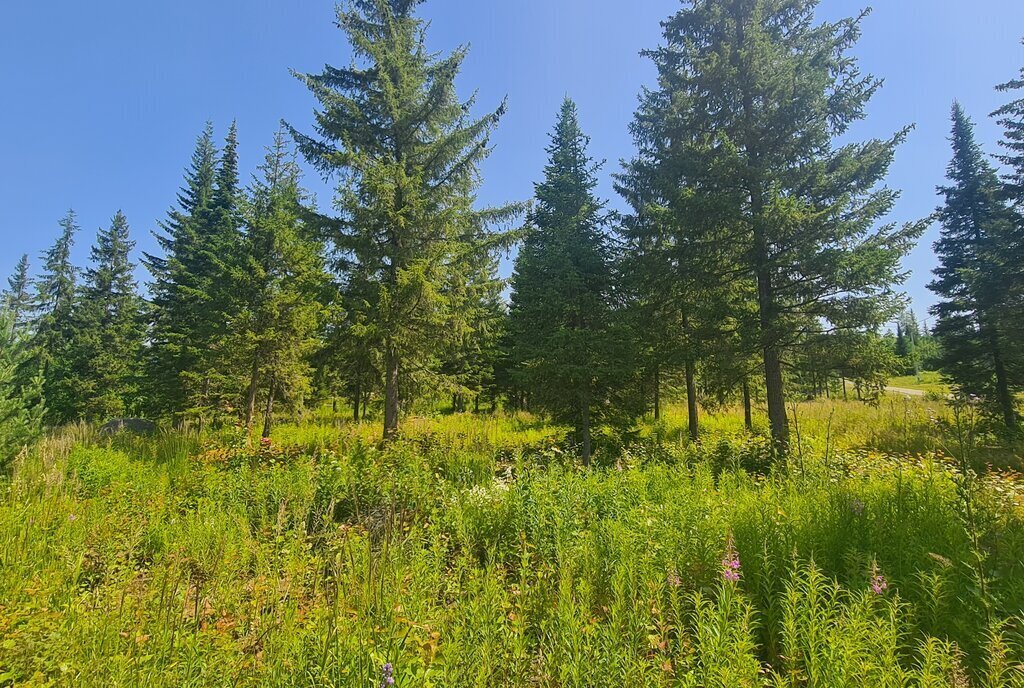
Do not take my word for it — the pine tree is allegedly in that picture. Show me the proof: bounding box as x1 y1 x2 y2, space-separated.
991 53 1024 369
146 123 242 425
70 211 143 421
440 250 507 413
3 255 33 332
33 210 80 423
233 128 328 436
627 0 923 450
993 46 1024 207
508 99 622 465
289 0 521 440
0 310 44 468
930 104 1020 432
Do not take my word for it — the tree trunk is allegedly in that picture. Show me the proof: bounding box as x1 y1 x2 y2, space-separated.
353 380 361 423
383 342 399 441
842 376 848 401
653 365 661 421
244 359 260 434
685 359 699 442
261 377 276 440
742 377 753 432
990 333 1019 433
757 265 788 450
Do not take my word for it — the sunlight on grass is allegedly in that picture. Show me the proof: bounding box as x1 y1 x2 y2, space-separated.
1 400 1022 686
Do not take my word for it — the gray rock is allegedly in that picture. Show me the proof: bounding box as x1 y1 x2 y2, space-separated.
100 418 158 435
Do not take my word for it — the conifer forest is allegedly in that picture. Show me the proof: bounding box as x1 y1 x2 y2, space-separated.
3 1 1024 685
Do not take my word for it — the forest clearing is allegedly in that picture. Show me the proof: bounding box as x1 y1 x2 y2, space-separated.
3 0 1024 684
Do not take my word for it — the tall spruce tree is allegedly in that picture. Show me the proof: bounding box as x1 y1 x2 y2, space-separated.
3 255 33 332
992 54 1024 365
930 104 1020 432
627 0 922 450
508 99 621 465
289 0 521 439
234 128 328 436
70 211 143 421
146 123 242 425
33 210 80 423
994 47 1024 207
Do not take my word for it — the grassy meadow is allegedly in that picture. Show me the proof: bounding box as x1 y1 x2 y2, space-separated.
888 372 953 398
1 398 1023 687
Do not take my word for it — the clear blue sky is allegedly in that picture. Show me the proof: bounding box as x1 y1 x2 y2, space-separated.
2 1 1023 324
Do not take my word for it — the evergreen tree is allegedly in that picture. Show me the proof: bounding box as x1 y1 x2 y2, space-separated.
3 255 33 332
992 53 1024 364
440 250 507 413
895 323 909 360
233 128 328 436
0 310 44 469
508 99 622 465
289 0 521 439
146 123 242 425
627 0 923 450
993 46 1024 207
930 104 1021 432
33 210 80 423
71 211 143 421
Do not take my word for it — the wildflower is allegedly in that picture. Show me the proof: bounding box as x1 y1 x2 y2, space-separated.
850 498 865 516
870 562 888 595
380 662 394 687
667 570 683 588
871 574 888 595
721 536 741 583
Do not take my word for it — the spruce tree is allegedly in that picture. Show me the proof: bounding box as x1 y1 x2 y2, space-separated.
33 210 80 423
508 99 620 465
146 123 242 425
233 128 328 436
3 255 32 332
993 46 1024 207
930 104 1020 432
992 53 1024 366
289 0 521 439
71 211 143 421
440 251 507 413
627 0 923 450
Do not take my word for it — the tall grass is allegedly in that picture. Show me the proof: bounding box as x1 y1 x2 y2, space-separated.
0 400 1022 686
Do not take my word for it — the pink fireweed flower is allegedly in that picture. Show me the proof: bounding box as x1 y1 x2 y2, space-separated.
721 537 741 583
870 562 888 595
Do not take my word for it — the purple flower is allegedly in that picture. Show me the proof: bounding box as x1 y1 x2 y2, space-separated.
721 537 741 583
871 574 888 595
380 663 394 688
850 498 865 516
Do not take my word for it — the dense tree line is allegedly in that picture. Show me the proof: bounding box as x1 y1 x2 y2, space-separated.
3 0 1023 465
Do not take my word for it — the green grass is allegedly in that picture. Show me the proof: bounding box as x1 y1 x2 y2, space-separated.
888 371 952 397
1 401 1023 686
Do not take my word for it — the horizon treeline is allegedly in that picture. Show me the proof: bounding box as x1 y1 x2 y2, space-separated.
3 0 1024 464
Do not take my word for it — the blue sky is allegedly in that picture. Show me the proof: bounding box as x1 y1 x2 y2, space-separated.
2 1 1023 325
